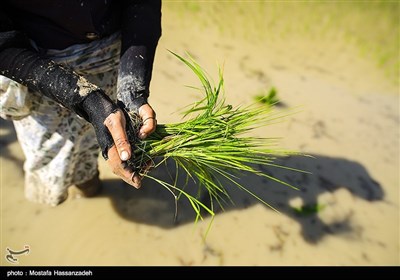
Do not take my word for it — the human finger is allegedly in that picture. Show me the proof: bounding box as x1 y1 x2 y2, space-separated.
138 104 157 139
107 145 141 189
104 109 131 161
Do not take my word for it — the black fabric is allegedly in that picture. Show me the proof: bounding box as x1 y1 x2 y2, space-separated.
0 9 32 51
3 0 161 51
0 48 87 116
118 0 161 113
120 0 161 52
4 0 120 50
117 45 156 112
1 1 162 111
0 30 31 51
82 92 120 159
0 47 117 159
0 0 162 158
1 1 161 112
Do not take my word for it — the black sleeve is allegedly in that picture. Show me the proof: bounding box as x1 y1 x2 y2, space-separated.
0 10 118 159
117 0 162 112
0 9 32 51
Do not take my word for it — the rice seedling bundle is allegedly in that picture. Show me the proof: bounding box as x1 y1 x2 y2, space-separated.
123 52 303 224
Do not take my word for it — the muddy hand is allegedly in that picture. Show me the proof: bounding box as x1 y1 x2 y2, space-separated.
137 103 157 140
104 109 142 188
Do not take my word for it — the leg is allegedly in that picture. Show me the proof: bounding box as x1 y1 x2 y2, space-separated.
13 95 100 206
72 68 119 197
12 33 120 206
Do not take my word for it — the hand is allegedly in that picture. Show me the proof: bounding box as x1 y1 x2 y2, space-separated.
103 103 157 188
137 103 157 139
103 109 142 188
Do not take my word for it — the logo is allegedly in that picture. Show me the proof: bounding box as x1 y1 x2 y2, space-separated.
5 245 30 264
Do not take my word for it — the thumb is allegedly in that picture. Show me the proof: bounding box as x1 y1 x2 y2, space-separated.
104 110 131 160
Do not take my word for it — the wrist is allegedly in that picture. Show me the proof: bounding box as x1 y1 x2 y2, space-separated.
81 90 119 159
81 90 119 122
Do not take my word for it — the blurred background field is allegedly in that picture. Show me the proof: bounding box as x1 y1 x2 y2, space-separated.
165 0 398 85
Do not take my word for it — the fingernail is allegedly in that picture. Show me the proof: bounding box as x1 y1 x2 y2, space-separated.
132 176 141 189
121 150 129 161
139 132 147 139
